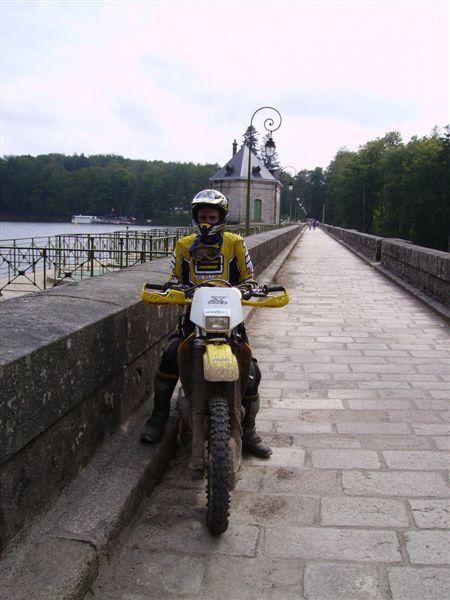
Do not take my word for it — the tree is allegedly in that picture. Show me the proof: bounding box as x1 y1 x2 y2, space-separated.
259 132 282 175
308 167 326 220
242 125 259 153
324 128 448 250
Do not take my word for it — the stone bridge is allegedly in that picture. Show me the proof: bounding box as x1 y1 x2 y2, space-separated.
0 225 449 599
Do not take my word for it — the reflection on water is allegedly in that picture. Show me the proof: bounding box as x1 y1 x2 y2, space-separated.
0 221 170 241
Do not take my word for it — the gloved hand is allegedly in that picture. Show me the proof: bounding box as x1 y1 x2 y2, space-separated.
238 281 257 292
163 281 191 293
238 281 258 299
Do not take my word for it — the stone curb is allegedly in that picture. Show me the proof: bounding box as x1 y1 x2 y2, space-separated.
0 403 179 600
0 229 304 600
322 231 449 323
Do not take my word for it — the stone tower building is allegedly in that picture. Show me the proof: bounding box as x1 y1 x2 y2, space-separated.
210 141 282 225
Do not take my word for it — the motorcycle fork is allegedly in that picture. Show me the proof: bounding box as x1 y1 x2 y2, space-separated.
190 337 207 471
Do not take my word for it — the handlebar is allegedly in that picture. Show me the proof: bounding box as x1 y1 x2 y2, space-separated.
144 281 286 297
143 283 165 290
141 281 289 308
261 284 285 293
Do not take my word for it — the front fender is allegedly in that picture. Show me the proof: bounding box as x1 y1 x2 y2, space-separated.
203 344 239 382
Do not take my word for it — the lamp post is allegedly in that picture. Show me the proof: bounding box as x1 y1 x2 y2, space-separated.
297 197 307 221
245 106 282 236
283 166 297 222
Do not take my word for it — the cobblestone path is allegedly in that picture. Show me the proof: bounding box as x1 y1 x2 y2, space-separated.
91 228 450 600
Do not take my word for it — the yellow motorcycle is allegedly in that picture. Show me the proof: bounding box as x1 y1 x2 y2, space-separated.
141 279 288 535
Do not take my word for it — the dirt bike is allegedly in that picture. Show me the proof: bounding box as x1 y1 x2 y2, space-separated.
141 279 289 535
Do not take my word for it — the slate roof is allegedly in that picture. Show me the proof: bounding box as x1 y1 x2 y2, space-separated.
210 144 280 183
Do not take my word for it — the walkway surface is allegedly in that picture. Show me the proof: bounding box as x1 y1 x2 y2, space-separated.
90 228 450 600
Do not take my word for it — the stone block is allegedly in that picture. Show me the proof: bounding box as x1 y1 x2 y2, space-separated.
285 398 345 410
321 497 409 527
232 490 317 525
249 446 305 467
387 410 441 423
134 515 260 557
409 499 450 528
300 408 389 422
261 468 342 496
359 435 431 450
415 398 450 409
347 400 413 410
311 449 381 469
94 549 206 597
337 422 410 435
383 451 450 470
328 389 379 398
404 530 450 564
343 471 450 497
201 555 304 600
0 536 97 600
388 566 450 599
433 437 450 450
276 422 333 434
263 526 401 562
412 424 450 435
304 563 387 599
284 434 362 449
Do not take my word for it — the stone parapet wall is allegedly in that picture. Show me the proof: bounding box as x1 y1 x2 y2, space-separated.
0 225 302 551
320 224 382 261
321 224 449 308
381 239 449 307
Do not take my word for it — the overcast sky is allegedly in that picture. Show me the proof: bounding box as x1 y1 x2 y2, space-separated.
1 0 448 170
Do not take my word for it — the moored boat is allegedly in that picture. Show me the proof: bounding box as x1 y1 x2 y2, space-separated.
71 215 100 224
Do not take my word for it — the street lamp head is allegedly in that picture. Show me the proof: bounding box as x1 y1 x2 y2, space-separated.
245 106 282 236
264 136 276 157
288 182 294 192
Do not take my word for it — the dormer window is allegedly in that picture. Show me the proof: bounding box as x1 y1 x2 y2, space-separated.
252 166 261 175
225 164 234 175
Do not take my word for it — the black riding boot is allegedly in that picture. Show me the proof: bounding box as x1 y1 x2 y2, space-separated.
242 394 272 458
141 372 177 443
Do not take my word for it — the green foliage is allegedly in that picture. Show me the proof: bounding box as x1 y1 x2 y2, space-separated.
0 154 219 223
279 167 326 222
1 127 448 251
242 125 259 153
325 128 449 251
259 132 282 174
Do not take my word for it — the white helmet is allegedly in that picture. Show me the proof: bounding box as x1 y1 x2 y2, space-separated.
191 189 228 240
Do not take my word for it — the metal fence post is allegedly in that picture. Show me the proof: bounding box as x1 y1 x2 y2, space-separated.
42 248 47 289
89 235 94 277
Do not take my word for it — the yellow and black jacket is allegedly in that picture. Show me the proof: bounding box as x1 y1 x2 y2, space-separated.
169 232 255 287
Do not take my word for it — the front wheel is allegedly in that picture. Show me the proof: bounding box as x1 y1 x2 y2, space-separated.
206 396 231 535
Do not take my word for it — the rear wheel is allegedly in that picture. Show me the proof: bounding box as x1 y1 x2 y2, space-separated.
206 396 231 535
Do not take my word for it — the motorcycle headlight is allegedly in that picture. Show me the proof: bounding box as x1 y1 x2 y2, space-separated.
205 316 230 331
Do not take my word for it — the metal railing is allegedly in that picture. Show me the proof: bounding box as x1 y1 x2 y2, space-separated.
0 228 189 296
0 223 284 297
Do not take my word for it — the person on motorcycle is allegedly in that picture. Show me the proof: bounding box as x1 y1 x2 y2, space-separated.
140 189 272 458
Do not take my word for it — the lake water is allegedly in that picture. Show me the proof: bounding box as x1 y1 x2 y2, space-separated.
0 221 187 292
0 221 173 241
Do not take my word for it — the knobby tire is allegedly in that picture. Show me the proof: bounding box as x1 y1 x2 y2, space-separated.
206 396 231 535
